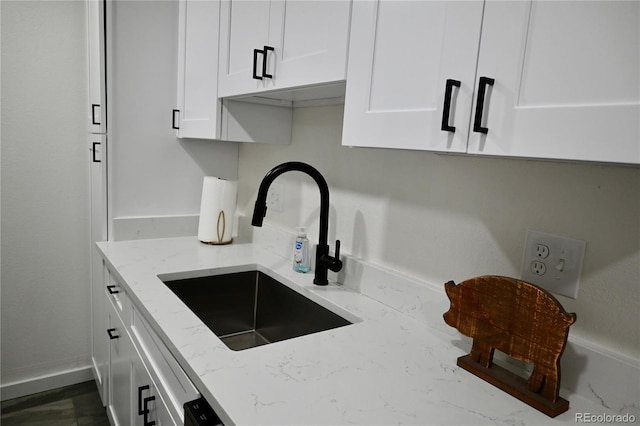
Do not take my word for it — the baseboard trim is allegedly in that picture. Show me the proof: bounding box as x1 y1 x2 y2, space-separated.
0 366 94 402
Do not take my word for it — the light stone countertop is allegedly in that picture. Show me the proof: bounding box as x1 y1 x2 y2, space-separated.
97 237 625 425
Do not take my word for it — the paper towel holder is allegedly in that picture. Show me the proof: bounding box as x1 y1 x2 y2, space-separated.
200 210 233 245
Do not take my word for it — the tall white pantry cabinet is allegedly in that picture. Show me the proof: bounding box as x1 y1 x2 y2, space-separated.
86 0 109 407
87 1 198 425
342 0 639 165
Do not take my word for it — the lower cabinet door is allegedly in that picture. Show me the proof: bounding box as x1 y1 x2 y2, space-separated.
133 354 175 426
107 310 133 426
91 266 109 406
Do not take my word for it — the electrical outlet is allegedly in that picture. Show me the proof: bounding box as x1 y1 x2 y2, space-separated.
530 261 547 276
535 244 549 259
266 182 283 212
521 230 586 299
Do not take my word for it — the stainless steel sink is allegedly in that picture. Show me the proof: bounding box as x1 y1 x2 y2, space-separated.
162 270 352 351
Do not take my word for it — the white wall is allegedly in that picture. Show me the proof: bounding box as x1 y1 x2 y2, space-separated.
237 105 640 361
110 0 238 239
1 1 92 388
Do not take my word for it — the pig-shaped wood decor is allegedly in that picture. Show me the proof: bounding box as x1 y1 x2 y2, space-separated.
443 275 576 417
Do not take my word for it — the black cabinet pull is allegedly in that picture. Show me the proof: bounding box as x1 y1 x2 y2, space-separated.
92 142 101 163
107 328 119 340
91 104 101 125
262 45 274 79
143 395 156 426
172 109 180 130
138 385 150 414
473 76 495 135
253 48 263 80
441 79 461 132
106 285 119 294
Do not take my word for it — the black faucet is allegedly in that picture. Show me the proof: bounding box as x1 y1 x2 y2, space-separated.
251 162 343 286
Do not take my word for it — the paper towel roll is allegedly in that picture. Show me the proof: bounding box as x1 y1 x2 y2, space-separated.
197 177 237 244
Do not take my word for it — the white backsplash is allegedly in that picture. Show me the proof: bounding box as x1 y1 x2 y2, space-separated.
252 221 640 418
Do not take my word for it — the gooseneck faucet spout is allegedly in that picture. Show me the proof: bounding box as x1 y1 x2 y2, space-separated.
251 162 342 286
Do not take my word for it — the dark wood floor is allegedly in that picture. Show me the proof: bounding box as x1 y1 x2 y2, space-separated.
0 380 110 426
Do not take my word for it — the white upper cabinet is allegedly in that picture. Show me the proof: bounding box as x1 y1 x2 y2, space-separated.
218 0 351 98
469 1 639 164
343 0 640 165
87 0 107 134
342 1 483 151
174 0 222 139
174 0 292 144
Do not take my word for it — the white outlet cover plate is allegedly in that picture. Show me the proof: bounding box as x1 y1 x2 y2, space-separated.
521 230 586 299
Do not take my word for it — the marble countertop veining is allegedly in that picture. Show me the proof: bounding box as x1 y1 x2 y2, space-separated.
97 237 617 425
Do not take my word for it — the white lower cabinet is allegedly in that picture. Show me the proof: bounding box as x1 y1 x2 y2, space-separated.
91 256 109 403
97 265 199 425
133 355 174 426
106 298 132 426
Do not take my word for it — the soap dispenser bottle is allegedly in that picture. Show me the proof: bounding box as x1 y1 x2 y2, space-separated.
293 227 310 273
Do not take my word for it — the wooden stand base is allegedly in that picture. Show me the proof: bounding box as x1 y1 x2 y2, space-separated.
457 355 569 418
200 238 233 245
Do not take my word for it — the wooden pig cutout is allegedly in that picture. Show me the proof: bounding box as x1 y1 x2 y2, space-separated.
443 276 576 417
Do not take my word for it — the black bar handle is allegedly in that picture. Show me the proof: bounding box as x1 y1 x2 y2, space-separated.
253 49 263 80
325 240 343 273
106 285 119 294
91 104 101 125
473 76 495 134
138 385 150 415
262 45 275 79
172 109 180 130
92 142 101 163
441 79 461 132
143 396 156 425
107 328 119 340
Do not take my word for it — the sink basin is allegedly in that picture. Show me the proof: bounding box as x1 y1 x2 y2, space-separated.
162 270 352 351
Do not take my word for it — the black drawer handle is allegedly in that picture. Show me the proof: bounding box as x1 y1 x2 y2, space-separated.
441 79 461 132
92 142 101 163
107 328 119 340
106 285 119 294
91 104 101 125
143 395 156 425
172 109 180 130
138 385 150 415
473 76 495 134
262 45 274 79
253 48 263 80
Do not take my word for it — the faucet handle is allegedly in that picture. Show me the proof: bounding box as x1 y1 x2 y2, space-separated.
325 240 343 273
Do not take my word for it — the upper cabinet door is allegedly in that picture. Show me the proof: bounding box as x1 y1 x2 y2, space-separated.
218 0 351 98
469 1 640 164
175 0 222 139
342 1 484 151
267 0 350 89
218 0 271 97
87 0 107 134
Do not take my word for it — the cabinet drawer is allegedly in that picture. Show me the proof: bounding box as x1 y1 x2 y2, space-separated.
105 270 127 321
131 306 199 421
